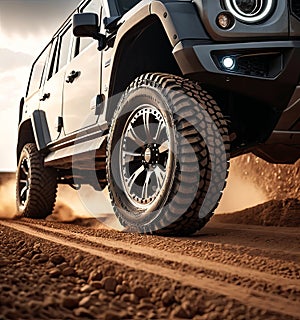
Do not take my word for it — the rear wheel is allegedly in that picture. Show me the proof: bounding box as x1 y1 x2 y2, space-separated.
107 73 230 235
16 143 57 218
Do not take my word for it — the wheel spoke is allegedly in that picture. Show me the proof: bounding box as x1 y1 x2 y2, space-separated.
127 165 145 191
20 185 28 199
122 150 142 163
154 119 164 142
141 170 153 199
21 164 29 176
154 165 165 189
127 125 145 147
159 141 169 154
143 110 152 142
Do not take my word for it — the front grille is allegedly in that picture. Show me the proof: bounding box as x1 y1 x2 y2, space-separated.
236 56 270 78
291 0 300 20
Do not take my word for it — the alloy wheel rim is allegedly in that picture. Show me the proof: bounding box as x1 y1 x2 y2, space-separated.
19 157 30 207
120 105 171 209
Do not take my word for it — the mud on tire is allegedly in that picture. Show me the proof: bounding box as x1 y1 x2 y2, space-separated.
107 73 230 235
16 143 58 218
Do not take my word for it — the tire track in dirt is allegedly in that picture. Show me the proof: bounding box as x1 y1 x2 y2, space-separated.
1 220 299 318
15 220 300 288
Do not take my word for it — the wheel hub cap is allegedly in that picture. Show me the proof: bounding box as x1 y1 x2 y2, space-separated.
144 147 152 164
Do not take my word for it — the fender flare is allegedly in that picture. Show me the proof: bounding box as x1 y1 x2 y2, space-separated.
107 1 209 94
104 1 209 120
31 110 51 151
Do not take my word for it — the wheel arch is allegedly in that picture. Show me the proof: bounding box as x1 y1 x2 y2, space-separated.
105 1 209 122
17 110 51 162
17 119 35 162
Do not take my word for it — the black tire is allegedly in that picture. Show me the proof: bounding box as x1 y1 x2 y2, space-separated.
16 143 58 218
107 73 230 235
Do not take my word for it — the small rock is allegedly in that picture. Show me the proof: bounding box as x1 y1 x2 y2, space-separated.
28 300 42 312
32 254 49 264
102 276 117 292
103 311 121 320
0 259 10 268
43 296 56 307
148 311 158 319
73 307 95 318
58 262 69 270
129 293 139 304
1 284 12 292
133 286 148 299
19 249 27 257
90 281 103 289
33 243 41 250
182 300 197 317
50 254 66 265
62 267 76 276
17 240 25 247
46 260 55 268
79 296 93 308
162 290 175 306
120 293 131 303
115 284 126 295
140 297 152 304
73 254 83 264
88 270 103 282
116 274 123 284
137 302 154 310
80 284 93 293
49 268 61 278
170 306 189 319
25 252 34 259
38 275 49 283
98 292 110 302
90 290 100 296
109 299 127 311
62 296 79 309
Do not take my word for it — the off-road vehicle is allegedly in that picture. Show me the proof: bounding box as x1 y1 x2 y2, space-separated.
16 0 300 235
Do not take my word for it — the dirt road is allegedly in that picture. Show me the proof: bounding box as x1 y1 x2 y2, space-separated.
0 217 299 320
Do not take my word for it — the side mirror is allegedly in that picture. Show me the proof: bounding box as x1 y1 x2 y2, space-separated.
73 13 99 38
73 13 107 50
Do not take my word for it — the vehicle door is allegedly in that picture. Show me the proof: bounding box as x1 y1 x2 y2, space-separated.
39 23 73 142
62 0 102 136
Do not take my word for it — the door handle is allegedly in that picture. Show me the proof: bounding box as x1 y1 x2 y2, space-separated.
40 93 50 101
66 70 81 83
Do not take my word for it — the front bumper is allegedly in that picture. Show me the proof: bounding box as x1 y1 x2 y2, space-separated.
174 40 300 111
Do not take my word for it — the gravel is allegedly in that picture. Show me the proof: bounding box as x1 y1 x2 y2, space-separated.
1 224 296 320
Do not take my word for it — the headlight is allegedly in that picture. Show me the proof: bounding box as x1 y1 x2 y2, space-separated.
224 0 275 23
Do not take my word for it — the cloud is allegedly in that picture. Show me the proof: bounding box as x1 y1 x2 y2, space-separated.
0 66 28 171
0 0 81 37
0 0 82 171
0 48 33 72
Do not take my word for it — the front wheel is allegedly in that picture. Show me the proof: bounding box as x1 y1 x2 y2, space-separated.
16 143 58 218
107 73 230 235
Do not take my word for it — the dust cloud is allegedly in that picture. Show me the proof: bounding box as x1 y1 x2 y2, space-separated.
48 185 94 222
0 175 17 219
216 159 268 214
217 154 300 214
0 153 298 221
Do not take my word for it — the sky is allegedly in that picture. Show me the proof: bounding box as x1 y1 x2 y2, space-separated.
0 0 81 171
